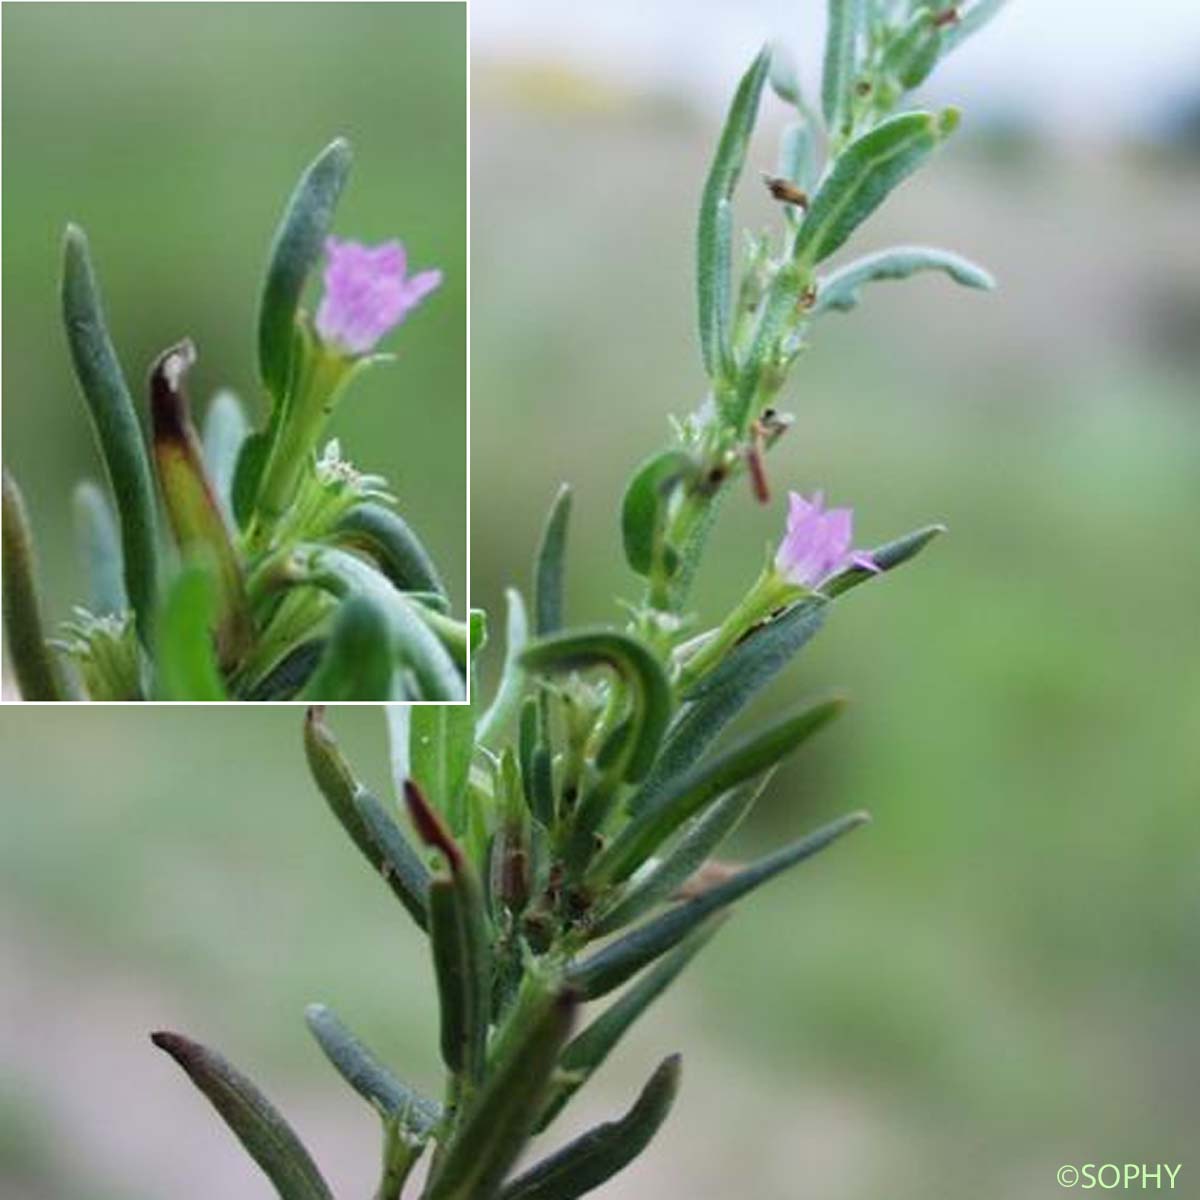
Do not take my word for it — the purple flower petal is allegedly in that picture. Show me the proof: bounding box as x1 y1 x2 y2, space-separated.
315 237 442 356
774 490 876 588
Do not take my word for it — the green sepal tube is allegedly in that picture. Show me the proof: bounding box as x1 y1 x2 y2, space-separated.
1 470 69 700
150 1031 335 1200
149 339 252 669
61 224 160 642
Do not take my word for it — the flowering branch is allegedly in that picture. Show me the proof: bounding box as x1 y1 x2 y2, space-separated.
148 0 1008 1195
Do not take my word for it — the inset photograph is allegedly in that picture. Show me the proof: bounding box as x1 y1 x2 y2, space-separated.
1 1 468 701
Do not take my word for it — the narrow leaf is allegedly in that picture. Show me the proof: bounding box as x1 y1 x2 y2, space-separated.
155 566 228 701
352 790 432 930
61 224 159 640
304 1004 440 1133
410 702 476 834
303 707 430 928
570 812 869 999
258 138 352 404
406 782 491 1084
424 981 578 1200
593 776 774 934
520 629 672 783
534 484 572 636
334 502 447 601
501 1056 681 1200
631 597 828 818
594 697 844 885
300 545 464 700
299 594 396 700
73 480 126 615
2 471 67 700
823 523 945 597
477 588 530 748
620 449 695 578
813 245 993 315
536 922 720 1131
697 47 770 377
822 0 866 137
794 110 955 267
150 1031 334 1200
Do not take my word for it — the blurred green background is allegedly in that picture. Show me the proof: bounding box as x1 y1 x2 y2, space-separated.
1 1 467 636
5 3 1200 1200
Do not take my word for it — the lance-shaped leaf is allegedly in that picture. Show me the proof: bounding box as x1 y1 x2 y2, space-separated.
73 480 126 616
823 523 945 597
155 566 228 701
150 341 252 668
303 708 430 929
333 503 447 601
502 1055 681 1200
793 110 957 268
304 1004 440 1134
424 980 578 1200
258 138 352 404
571 812 868 999
593 776 774 935
534 484 572 636
620 449 695 578
477 588 530 748
593 697 844 886
300 545 464 700
822 0 867 138
632 597 828 818
150 1031 334 1200
299 593 395 700
410 702 475 834
201 390 249 525
2 471 68 700
406 781 491 1084
536 922 720 1132
697 47 770 379
61 224 159 641
880 8 944 90
944 0 1010 51
813 246 993 315
520 629 672 784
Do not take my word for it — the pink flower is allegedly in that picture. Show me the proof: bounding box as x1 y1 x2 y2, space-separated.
314 237 442 356
774 491 879 588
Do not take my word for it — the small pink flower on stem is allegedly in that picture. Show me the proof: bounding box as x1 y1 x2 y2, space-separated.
315 238 442 356
774 491 879 588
